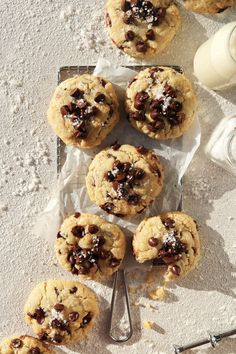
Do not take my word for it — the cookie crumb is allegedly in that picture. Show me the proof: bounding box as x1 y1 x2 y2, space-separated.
149 287 166 301
143 320 153 330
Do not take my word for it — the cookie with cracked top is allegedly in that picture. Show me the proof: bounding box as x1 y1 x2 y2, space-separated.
86 144 164 217
24 280 99 345
47 74 119 149
55 213 126 280
133 211 201 281
0 335 53 354
183 0 234 13
105 0 181 59
125 66 197 140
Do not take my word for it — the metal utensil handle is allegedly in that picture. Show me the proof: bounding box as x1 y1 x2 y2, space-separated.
109 269 133 342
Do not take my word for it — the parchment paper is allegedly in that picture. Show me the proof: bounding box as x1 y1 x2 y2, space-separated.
34 58 201 247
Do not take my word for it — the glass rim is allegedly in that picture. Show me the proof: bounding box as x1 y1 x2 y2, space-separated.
229 24 236 64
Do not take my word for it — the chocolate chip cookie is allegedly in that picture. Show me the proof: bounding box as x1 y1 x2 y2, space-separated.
86 143 164 217
183 0 234 13
105 0 181 59
24 280 99 345
55 213 126 279
126 67 197 140
0 336 52 354
47 75 119 149
133 211 200 281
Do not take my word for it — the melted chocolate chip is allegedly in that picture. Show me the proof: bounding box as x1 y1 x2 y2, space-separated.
69 311 79 322
148 237 158 247
100 202 114 213
123 13 134 24
74 212 81 218
136 146 148 154
136 40 148 53
125 30 135 41
146 29 155 40
170 264 181 276
127 193 140 205
57 231 63 239
147 120 165 132
81 313 92 328
150 110 162 120
88 224 99 234
38 332 48 341
54 303 64 312
10 339 23 349
94 92 106 103
111 141 121 151
29 347 41 354
135 168 145 179
129 111 145 121
30 307 46 324
109 257 121 267
163 217 175 229
70 88 84 99
121 0 131 11
71 225 85 238
69 287 77 294
60 105 70 116
51 334 63 344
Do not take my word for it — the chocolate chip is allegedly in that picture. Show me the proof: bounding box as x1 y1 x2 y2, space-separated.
164 85 176 98
168 112 185 126
100 249 110 259
77 99 87 109
57 232 63 239
69 311 79 322
78 266 89 274
51 334 63 344
70 88 84 99
170 101 182 112
163 217 175 229
34 307 46 324
113 160 123 170
90 263 98 273
81 313 92 328
146 29 155 40
93 235 106 246
134 91 149 109
136 40 147 52
148 237 159 247
29 347 41 354
123 14 134 24
69 287 77 294
74 212 81 218
129 111 145 121
94 92 106 103
136 146 148 154
217 6 229 13
162 254 182 264
170 265 181 276
111 141 121 151
134 168 145 179
100 202 114 213
121 0 131 11
109 258 120 267
152 257 165 266
123 162 131 172
116 171 127 182
71 225 85 238
54 303 64 312
38 332 48 341
150 110 162 120
51 319 64 329
75 254 84 264
75 129 88 139
125 30 135 41
88 224 99 234
60 105 70 116
71 267 79 275
10 339 23 349
147 120 165 132
104 171 115 182
127 193 140 205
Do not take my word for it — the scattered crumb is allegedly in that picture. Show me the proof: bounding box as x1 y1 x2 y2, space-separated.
143 320 153 330
149 287 166 301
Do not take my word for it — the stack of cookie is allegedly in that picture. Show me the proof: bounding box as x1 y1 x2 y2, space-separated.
4 0 233 349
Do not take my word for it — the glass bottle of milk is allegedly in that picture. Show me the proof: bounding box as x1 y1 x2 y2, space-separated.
205 114 236 176
194 22 236 90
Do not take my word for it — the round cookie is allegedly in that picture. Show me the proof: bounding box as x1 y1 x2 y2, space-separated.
55 213 126 279
24 280 99 346
105 0 181 59
126 66 197 140
0 336 53 354
47 75 119 149
133 211 200 281
86 143 164 217
183 0 234 13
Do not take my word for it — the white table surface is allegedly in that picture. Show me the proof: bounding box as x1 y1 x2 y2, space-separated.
0 1 236 353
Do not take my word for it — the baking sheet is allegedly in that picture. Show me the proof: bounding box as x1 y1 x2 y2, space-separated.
34 58 201 250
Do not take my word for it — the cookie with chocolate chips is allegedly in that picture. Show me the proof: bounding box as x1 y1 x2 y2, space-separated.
47 74 119 149
55 213 126 279
126 66 197 140
105 0 181 59
183 0 234 14
24 280 99 345
86 144 164 217
133 211 201 281
0 336 53 354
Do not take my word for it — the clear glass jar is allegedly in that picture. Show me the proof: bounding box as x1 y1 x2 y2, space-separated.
205 114 236 176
